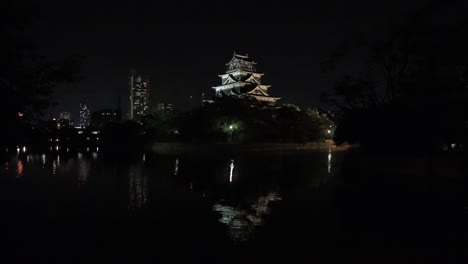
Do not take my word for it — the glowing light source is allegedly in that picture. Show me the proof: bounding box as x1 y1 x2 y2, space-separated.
18 112 24 117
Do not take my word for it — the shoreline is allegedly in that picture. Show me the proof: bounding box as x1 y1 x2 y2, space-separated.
148 141 355 155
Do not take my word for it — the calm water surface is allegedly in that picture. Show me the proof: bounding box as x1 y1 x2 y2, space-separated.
0 147 343 261
0 147 460 263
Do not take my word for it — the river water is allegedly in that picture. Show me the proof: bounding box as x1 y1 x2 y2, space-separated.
0 147 460 263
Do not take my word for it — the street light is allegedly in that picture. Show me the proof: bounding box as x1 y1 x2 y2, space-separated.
228 125 234 142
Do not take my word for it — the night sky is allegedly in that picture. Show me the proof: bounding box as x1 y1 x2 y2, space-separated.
21 0 466 120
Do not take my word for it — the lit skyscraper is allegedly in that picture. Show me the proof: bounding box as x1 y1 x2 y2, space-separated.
129 72 150 121
79 103 90 128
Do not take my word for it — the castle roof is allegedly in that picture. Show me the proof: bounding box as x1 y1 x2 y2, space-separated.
225 52 257 65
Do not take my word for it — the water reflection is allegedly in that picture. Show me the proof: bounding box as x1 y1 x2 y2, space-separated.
129 163 148 209
2 149 345 247
16 159 24 177
229 159 234 183
52 160 57 174
41 154 46 168
174 158 179 176
77 158 90 190
213 192 281 242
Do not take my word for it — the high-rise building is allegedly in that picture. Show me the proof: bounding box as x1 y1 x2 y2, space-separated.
57 112 74 129
129 72 150 121
212 52 280 106
79 103 90 128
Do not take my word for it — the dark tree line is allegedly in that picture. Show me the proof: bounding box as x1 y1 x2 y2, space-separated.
1 3 82 148
141 97 333 143
322 17 468 152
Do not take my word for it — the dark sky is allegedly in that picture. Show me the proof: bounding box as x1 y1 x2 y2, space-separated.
20 0 465 120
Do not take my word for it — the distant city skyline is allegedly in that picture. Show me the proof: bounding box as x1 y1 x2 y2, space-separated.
24 1 466 121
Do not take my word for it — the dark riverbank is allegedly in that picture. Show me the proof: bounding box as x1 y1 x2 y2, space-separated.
149 141 355 155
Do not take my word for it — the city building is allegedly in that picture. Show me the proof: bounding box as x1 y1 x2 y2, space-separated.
212 52 280 106
91 109 121 128
156 102 173 112
129 72 150 121
79 103 90 128
57 118 74 129
60 112 71 120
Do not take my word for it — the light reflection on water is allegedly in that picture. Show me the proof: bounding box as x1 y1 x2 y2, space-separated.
2 149 341 244
213 192 281 242
16 159 24 177
77 156 90 190
52 160 57 174
41 154 46 168
229 159 234 183
174 158 179 176
129 163 148 209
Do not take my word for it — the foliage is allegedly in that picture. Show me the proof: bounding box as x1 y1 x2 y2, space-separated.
143 97 334 143
1 5 82 148
322 19 468 151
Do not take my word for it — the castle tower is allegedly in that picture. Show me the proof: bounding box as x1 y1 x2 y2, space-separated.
212 52 280 106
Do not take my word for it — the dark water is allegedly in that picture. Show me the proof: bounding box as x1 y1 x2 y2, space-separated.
0 147 462 263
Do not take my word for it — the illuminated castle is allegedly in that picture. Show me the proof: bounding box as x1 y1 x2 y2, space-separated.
212 53 280 106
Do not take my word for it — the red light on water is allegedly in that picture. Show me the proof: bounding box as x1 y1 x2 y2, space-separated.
189 95 193 99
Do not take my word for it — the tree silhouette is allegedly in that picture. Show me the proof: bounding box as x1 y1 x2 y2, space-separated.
1 4 82 147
